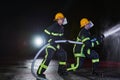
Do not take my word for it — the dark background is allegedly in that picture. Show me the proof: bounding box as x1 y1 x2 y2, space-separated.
0 0 120 62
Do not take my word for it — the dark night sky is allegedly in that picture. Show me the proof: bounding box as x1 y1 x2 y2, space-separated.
1 0 120 60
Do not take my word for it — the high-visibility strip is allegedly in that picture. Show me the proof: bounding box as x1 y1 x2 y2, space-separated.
77 37 81 41
87 49 91 55
71 64 75 68
47 45 56 51
57 44 60 49
38 48 49 74
71 64 76 71
73 44 86 58
48 39 52 43
81 44 85 54
51 32 63 36
96 41 99 45
82 37 90 42
44 29 51 35
59 62 66 65
67 57 80 71
41 64 48 69
92 42 94 47
59 33 64 36
73 44 76 53
74 53 85 57
44 29 63 36
92 59 99 63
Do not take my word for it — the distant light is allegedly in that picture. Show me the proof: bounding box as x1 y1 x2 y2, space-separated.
33 36 44 47
35 37 42 45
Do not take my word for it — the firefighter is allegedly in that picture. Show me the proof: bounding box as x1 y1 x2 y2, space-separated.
36 12 68 80
67 18 104 75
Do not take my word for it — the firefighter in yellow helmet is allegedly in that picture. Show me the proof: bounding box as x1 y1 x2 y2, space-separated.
54 12 64 20
36 12 68 80
67 18 104 75
54 12 67 25
80 18 91 28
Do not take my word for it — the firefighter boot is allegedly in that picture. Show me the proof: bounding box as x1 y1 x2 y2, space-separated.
36 74 48 80
58 65 68 78
92 63 101 76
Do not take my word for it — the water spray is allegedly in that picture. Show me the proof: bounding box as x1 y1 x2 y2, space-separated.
103 23 120 62
103 24 120 38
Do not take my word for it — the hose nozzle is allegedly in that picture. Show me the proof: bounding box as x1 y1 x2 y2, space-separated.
100 34 105 39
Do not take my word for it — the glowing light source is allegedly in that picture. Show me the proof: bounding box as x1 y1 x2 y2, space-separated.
33 36 44 47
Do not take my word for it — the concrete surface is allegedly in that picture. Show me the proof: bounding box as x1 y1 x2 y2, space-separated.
0 59 120 80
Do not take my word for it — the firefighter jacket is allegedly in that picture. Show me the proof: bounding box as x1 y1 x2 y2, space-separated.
77 28 100 49
44 22 64 43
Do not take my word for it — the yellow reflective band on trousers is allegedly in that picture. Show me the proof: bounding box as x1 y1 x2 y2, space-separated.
81 44 85 57
87 49 91 55
57 44 60 49
74 53 85 57
77 37 81 41
92 59 99 63
47 45 56 51
41 64 47 69
73 44 85 57
67 57 80 71
38 48 49 74
92 42 94 47
51 32 63 36
59 62 66 65
44 29 50 35
82 37 90 42
74 37 86 57
73 44 76 53
38 45 56 74
96 41 99 45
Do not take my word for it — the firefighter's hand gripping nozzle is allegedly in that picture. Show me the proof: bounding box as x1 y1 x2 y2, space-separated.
98 33 105 43
95 33 105 44
100 34 105 39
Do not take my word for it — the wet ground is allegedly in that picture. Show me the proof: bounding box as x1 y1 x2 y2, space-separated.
0 59 120 80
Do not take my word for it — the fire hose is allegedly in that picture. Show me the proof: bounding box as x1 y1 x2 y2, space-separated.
31 40 83 80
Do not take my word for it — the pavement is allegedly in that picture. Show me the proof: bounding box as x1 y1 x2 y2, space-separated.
0 59 120 80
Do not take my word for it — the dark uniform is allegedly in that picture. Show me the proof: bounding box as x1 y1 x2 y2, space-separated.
67 27 102 73
37 22 67 79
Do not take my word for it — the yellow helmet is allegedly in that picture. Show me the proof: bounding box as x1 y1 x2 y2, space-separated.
80 18 90 28
54 12 65 20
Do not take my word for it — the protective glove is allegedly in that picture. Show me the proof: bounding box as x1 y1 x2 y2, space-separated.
97 34 104 43
100 34 104 39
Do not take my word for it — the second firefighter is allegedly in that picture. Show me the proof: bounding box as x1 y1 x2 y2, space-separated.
67 18 104 75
